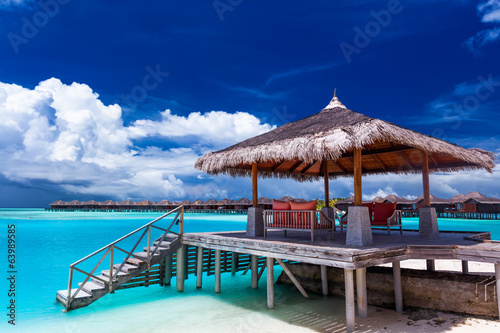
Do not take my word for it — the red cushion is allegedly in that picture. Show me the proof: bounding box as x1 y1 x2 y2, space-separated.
373 202 397 222
273 199 290 210
290 200 317 211
362 203 374 221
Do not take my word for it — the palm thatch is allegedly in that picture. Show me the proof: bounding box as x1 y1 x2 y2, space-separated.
195 95 495 181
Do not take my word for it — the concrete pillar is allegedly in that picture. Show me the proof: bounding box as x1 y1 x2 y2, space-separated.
462 260 469 274
356 268 367 317
247 207 264 237
346 206 373 247
419 207 439 239
495 264 500 320
344 269 355 332
426 259 435 272
196 246 203 288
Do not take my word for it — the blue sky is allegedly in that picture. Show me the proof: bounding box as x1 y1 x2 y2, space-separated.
0 0 499 207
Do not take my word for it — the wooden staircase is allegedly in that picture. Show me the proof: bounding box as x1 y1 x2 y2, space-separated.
56 206 184 311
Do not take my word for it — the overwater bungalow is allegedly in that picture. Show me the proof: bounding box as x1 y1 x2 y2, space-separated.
193 92 498 331
202 198 218 209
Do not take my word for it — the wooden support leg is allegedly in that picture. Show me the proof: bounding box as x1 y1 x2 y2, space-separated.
356 268 367 317
267 257 274 309
231 252 237 276
215 249 221 293
495 264 500 320
393 261 403 313
344 269 355 332
462 260 469 274
277 259 309 299
321 265 328 296
196 246 203 289
251 255 258 289
176 245 185 292
165 254 172 286
159 258 165 287
426 259 435 272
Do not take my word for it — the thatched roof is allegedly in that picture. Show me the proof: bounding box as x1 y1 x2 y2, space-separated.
217 198 232 205
413 194 450 204
463 191 500 204
137 200 155 206
195 95 495 181
202 199 218 205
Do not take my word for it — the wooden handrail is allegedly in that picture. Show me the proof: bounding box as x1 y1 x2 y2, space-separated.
66 206 184 309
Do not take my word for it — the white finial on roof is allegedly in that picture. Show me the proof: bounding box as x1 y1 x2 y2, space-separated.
324 89 346 109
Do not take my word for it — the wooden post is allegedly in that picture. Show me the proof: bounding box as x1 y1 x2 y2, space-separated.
231 252 237 276
421 151 431 207
176 245 185 292
323 160 329 207
215 249 221 293
267 257 274 309
393 261 403 313
462 260 469 274
495 264 500 320
354 148 362 206
344 269 355 332
165 254 172 286
321 265 328 296
426 259 435 271
356 268 367 317
159 258 165 287
207 249 212 276
196 246 203 288
252 162 258 207
251 255 258 289
276 259 309 299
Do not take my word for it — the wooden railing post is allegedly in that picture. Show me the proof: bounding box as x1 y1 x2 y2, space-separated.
147 225 151 268
67 267 73 309
109 245 114 293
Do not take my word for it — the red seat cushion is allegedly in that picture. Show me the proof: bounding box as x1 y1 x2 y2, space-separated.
373 202 397 223
273 199 291 210
290 200 317 228
362 203 374 222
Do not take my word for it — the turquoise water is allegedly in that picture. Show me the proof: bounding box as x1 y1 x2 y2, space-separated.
0 209 499 332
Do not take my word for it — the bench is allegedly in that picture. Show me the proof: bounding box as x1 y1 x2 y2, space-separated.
340 202 402 235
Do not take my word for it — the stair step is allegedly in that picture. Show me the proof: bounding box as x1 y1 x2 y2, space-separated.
57 288 92 301
79 281 106 294
154 234 178 242
143 246 170 253
114 263 140 273
133 251 160 259
91 274 108 287
102 269 128 278
126 257 147 266
152 241 172 248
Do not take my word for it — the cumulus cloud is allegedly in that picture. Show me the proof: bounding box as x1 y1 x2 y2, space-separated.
0 78 274 201
465 0 500 52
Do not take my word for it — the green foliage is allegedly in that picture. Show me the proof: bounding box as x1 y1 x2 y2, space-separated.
315 197 346 210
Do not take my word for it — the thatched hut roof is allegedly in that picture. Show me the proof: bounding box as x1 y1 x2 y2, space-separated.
117 200 136 206
202 199 218 205
191 199 204 205
137 200 155 206
413 194 449 204
99 200 116 206
463 192 500 204
50 200 65 206
178 200 191 206
450 194 466 203
233 198 252 205
195 95 495 181
258 197 273 205
216 198 232 206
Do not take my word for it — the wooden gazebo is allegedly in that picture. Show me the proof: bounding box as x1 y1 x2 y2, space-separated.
195 92 495 245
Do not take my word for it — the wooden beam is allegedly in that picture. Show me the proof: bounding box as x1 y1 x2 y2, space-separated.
398 151 413 169
429 153 439 167
272 160 287 171
344 269 355 332
462 260 469 274
356 268 367 317
300 161 316 174
196 247 203 288
393 261 403 313
276 259 309 298
333 160 348 173
288 160 303 173
354 148 362 206
323 161 329 206
252 163 258 207
321 265 328 296
267 257 274 309
421 151 431 207
426 259 435 271
371 154 386 170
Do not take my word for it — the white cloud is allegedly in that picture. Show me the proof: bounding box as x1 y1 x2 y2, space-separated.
466 0 500 52
0 78 275 201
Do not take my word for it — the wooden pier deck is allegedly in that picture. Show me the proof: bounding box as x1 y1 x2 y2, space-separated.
183 229 500 332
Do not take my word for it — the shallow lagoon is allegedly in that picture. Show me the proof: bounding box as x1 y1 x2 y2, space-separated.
1 209 498 332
